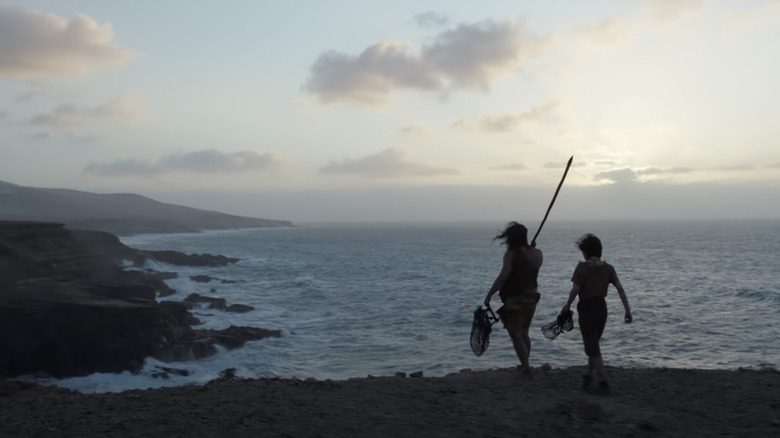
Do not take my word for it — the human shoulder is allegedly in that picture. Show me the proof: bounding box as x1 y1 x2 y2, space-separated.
521 246 543 267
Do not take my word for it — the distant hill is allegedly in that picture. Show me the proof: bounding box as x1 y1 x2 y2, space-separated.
0 180 292 235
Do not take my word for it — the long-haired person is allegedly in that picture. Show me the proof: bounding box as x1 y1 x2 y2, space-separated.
561 233 632 393
483 222 543 377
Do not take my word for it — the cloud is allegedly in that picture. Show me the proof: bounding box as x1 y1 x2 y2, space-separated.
398 125 428 138
30 131 50 141
636 166 696 175
544 160 585 169
304 20 551 104
491 163 527 171
767 162 780 169
0 111 7 119
714 164 755 172
595 168 638 184
22 94 151 129
84 149 279 177
67 134 101 144
577 17 632 46
576 0 703 46
414 11 449 28
452 100 560 132
319 148 459 178
728 0 780 33
0 6 137 79
161 150 277 173
15 91 47 102
644 0 703 24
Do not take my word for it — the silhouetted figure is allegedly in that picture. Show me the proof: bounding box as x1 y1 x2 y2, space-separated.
561 233 632 394
484 222 543 377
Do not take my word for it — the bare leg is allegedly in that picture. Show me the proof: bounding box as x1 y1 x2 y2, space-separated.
593 355 610 394
523 332 531 356
510 330 532 377
586 356 596 378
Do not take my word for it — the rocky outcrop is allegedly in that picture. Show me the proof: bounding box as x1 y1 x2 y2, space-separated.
183 293 256 313
0 221 279 379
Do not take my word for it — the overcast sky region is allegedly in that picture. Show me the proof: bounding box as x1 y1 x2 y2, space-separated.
1 0 779 222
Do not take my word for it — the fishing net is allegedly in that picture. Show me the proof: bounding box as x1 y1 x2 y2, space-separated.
541 309 574 340
470 306 499 356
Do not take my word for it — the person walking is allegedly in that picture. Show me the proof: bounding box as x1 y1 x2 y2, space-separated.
561 233 632 393
484 222 543 377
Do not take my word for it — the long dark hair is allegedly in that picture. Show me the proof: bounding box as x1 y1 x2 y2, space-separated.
493 221 529 250
577 233 602 258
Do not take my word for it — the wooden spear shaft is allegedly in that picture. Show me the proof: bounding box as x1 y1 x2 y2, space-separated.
531 155 573 247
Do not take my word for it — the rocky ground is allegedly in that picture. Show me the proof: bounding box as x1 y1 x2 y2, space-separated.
1 366 778 438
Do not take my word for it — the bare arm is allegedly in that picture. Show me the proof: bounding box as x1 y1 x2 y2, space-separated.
562 284 579 312
612 271 633 323
484 251 513 308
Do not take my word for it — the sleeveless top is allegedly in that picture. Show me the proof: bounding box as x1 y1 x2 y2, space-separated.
499 248 540 303
571 261 617 301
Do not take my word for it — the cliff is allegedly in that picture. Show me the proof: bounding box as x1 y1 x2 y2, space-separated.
0 221 279 378
0 180 291 235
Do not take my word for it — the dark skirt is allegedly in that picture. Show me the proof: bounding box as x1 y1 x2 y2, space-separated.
577 297 607 357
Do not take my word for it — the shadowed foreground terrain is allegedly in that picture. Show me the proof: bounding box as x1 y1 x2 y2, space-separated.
1 366 778 437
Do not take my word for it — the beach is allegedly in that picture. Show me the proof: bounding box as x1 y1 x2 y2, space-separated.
2 366 778 437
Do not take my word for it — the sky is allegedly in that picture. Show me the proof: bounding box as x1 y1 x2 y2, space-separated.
1 0 779 223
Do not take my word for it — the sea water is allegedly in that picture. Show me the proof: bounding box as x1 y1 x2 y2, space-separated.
51 220 780 392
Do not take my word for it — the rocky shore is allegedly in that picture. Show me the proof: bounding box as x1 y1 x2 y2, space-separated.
0 221 279 379
1 366 778 437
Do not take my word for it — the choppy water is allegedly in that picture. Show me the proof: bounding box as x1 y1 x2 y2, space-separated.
51 220 780 392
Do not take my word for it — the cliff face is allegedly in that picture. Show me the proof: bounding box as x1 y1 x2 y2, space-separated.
0 221 279 379
0 180 292 235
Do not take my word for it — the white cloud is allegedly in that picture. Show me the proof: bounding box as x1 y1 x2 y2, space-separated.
595 168 638 184
414 11 449 28
84 149 279 177
727 0 780 33
16 91 47 103
714 164 755 172
319 148 459 178
452 100 560 132
545 160 586 169
304 20 551 104
636 166 696 175
491 163 527 171
577 17 633 46
644 0 703 25
0 6 137 80
22 94 152 129
575 0 703 46
398 125 429 138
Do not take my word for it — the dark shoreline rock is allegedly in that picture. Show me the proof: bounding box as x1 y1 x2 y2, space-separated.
0 221 278 379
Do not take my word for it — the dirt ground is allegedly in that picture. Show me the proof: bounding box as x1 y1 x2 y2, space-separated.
1 366 778 438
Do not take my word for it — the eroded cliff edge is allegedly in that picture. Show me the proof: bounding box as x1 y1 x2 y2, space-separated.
0 221 279 378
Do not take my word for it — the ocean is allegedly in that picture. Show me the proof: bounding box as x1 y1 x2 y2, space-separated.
49 220 780 393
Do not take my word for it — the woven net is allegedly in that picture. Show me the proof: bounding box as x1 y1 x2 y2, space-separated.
541 309 574 340
470 306 498 356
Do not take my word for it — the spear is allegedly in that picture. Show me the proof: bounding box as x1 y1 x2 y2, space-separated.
531 155 573 247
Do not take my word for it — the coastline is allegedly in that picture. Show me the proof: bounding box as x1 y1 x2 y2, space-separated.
2 366 778 437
